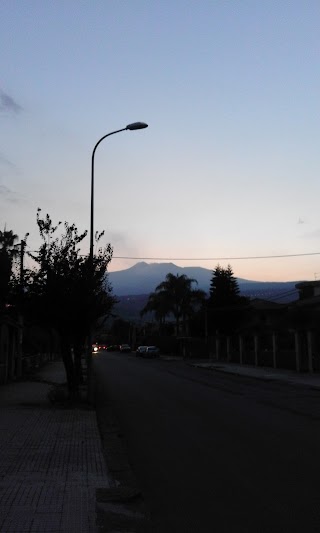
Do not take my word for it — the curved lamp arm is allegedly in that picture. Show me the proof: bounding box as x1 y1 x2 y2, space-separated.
90 122 148 264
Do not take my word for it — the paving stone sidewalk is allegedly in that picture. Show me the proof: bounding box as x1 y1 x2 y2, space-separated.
188 359 320 389
0 362 112 533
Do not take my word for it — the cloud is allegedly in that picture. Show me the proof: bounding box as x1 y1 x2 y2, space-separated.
0 89 23 114
0 184 12 195
0 152 17 169
0 184 21 204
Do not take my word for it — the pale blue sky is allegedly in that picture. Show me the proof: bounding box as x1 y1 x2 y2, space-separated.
1 1 320 281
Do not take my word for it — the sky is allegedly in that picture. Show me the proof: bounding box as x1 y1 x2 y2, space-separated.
1 0 320 282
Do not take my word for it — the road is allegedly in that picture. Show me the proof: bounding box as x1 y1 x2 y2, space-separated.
94 352 320 532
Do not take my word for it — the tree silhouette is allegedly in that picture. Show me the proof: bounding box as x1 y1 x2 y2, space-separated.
208 264 249 334
23 209 116 396
140 290 171 330
0 229 19 310
209 264 240 306
142 273 206 336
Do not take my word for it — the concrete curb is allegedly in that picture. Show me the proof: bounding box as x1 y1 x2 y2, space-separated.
187 361 320 390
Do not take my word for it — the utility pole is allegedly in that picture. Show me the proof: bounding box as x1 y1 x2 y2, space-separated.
18 234 29 289
17 235 28 379
20 239 26 289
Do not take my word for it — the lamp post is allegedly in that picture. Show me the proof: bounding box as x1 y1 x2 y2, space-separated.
89 122 148 266
87 121 148 401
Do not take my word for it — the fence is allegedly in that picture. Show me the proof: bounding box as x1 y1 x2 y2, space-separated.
206 328 319 373
0 316 60 384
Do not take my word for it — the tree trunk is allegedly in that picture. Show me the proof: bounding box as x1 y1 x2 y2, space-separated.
61 337 78 400
73 341 84 386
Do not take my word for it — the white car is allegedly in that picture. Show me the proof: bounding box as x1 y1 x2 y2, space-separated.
120 344 131 352
136 346 148 356
145 346 160 357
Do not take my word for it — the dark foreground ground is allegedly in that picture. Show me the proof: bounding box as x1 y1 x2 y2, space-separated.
0 362 111 533
95 352 320 533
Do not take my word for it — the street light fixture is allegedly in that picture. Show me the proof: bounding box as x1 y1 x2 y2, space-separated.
87 122 148 401
89 122 148 265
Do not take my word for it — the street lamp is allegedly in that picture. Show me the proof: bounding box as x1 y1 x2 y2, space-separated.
87 121 148 401
89 121 148 265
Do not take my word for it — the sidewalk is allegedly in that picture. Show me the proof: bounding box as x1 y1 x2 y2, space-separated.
188 359 320 390
2 357 319 533
0 361 113 533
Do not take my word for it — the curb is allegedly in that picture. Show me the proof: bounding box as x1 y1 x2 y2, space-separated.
187 362 320 391
94 377 152 532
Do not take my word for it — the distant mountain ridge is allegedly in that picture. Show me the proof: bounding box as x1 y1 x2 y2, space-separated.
108 262 214 296
108 261 300 302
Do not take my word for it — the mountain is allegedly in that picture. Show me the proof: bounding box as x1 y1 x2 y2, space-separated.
108 261 300 302
108 262 213 296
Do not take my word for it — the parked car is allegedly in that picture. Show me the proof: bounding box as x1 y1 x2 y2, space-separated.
145 346 160 357
120 344 131 352
106 344 120 352
136 346 148 356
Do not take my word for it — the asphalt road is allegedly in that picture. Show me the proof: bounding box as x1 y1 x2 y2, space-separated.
94 352 320 533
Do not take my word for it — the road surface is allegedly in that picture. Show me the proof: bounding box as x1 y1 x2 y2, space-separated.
94 352 320 532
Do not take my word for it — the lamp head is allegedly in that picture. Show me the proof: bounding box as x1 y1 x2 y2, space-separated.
126 122 148 130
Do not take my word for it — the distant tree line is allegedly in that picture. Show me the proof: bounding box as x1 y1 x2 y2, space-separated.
141 264 250 336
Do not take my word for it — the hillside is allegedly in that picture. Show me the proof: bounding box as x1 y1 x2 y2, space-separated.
108 261 259 296
108 262 301 322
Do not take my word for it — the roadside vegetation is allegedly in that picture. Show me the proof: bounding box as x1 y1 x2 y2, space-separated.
0 229 20 311
141 272 206 336
1 218 251 393
1 209 116 398
207 264 250 334
141 265 249 338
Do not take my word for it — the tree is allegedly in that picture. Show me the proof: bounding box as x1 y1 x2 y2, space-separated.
0 229 19 310
209 264 240 305
142 273 206 336
22 209 116 397
208 264 249 334
140 290 171 331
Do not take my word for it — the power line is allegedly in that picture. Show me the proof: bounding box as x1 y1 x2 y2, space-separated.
263 289 299 302
27 250 320 261
272 290 299 302
112 251 320 261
